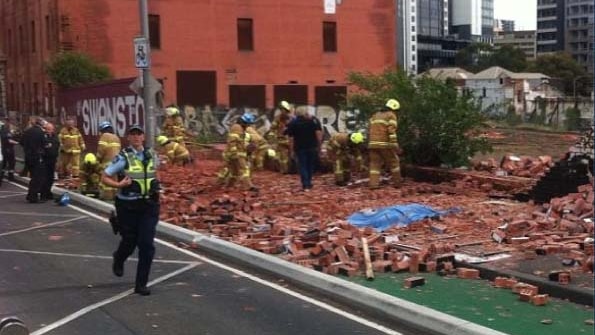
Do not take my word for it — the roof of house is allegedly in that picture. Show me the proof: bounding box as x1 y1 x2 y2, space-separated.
469 66 549 80
419 67 473 80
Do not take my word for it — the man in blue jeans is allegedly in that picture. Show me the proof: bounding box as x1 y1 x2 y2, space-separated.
285 108 322 191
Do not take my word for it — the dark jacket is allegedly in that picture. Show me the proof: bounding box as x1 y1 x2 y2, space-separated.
44 133 60 160
22 125 46 162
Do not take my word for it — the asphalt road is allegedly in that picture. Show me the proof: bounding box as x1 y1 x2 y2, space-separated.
0 181 414 335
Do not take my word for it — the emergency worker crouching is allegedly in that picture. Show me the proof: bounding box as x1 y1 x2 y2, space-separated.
79 153 102 198
244 124 270 171
156 135 191 166
327 132 366 186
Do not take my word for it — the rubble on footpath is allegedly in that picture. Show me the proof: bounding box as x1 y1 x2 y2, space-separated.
473 154 555 178
157 156 594 284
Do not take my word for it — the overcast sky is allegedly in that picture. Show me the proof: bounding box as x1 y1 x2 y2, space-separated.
493 0 537 31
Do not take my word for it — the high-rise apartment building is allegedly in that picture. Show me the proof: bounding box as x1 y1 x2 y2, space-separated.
536 0 566 54
565 0 594 73
494 30 537 59
397 0 469 74
494 19 515 33
449 0 494 43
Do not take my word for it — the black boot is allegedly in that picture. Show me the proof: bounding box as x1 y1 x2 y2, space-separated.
112 253 124 277
7 171 15 181
134 286 151 296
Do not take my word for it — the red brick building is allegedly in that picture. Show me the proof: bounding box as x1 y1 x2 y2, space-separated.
0 0 396 116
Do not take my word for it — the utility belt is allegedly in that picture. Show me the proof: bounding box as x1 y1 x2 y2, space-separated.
115 194 159 210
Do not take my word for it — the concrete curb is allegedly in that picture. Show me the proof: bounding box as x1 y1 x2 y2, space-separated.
18 176 507 335
457 261 594 306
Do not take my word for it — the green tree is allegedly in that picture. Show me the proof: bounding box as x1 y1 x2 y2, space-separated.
46 51 112 89
454 43 494 72
489 45 527 72
455 43 527 73
526 52 586 96
347 69 491 167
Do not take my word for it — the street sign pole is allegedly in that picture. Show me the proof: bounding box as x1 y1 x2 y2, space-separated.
138 0 155 148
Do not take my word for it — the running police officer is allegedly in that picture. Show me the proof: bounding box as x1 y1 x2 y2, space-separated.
101 124 160 296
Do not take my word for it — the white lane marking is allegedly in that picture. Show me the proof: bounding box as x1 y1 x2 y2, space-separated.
0 216 87 237
0 192 27 199
0 211 82 217
0 248 198 265
29 262 199 335
154 239 403 335
69 204 402 335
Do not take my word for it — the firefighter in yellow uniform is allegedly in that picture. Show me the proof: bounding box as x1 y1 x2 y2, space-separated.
96 121 121 200
267 101 292 173
163 106 187 147
216 113 257 191
245 125 270 171
327 132 366 186
58 117 85 178
79 153 102 198
367 99 402 189
156 135 191 165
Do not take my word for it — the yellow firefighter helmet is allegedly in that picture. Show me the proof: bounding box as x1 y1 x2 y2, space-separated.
156 135 169 146
385 99 400 111
84 153 97 165
165 107 180 116
350 132 365 144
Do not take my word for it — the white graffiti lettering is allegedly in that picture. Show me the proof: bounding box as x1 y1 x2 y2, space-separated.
76 95 144 137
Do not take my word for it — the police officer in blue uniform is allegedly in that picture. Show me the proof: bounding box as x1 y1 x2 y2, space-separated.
101 124 160 296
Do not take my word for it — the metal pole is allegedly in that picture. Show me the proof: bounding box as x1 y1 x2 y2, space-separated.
139 0 155 148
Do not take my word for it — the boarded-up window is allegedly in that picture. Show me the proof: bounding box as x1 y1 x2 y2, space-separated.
315 86 346 108
274 85 308 106
45 16 50 50
18 25 24 55
176 71 217 107
237 18 254 51
7 29 12 55
323 21 337 52
149 15 161 49
31 21 36 53
229 85 265 109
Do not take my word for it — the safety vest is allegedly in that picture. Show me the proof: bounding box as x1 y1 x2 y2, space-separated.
368 111 398 149
119 148 159 199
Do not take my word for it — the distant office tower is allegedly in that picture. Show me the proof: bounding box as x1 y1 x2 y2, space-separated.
449 0 494 43
565 0 593 73
494 19 515 33
397 0 470 74
536 0 566 54
494 30 537 59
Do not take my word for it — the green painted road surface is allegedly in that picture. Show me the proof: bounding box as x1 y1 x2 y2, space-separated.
349 273 594 335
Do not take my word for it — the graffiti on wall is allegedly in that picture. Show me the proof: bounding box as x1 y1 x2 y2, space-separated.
73 95 145 138
180 105 362 141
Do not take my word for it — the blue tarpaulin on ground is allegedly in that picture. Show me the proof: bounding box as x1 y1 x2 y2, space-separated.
347 203 460 232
